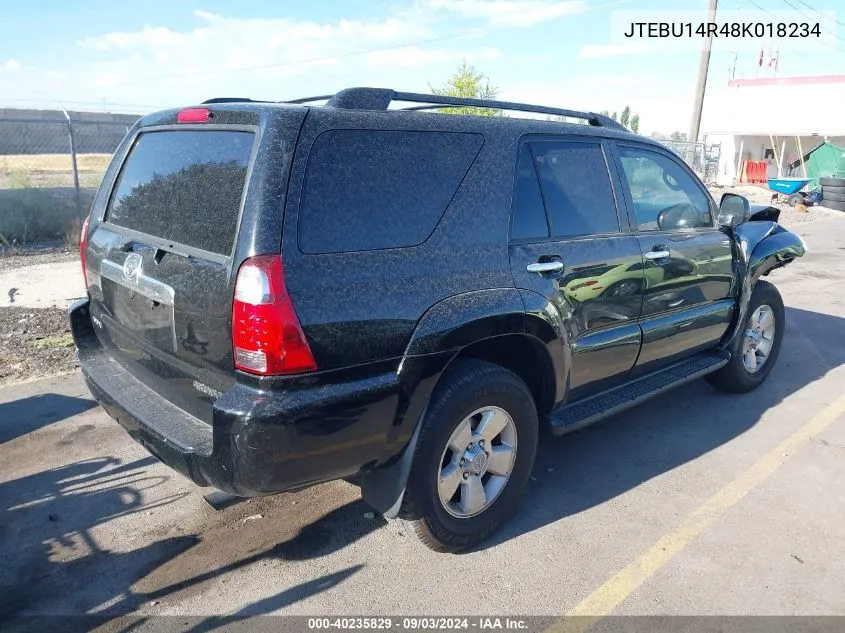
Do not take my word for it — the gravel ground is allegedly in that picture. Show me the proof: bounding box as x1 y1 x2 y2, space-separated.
708 184 843 227
0 306 78 387
0 244 78 273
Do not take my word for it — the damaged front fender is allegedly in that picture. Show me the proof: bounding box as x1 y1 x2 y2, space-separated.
736 221 809 281
719 221 807 352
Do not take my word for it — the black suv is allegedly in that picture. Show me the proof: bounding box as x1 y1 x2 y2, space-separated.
70 88 807 552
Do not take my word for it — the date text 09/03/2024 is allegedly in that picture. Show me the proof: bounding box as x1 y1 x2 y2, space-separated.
623 21 822 38
307 617 529 630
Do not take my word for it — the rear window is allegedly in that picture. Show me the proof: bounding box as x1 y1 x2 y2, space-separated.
298 129 483 254
106 130 254 256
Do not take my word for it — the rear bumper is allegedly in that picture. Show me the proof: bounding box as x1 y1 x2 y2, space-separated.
70 298 403 497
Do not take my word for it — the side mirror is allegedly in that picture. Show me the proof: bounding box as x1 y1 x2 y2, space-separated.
718 193 751 227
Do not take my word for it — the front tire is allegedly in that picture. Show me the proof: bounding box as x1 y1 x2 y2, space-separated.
706 280 784 393
399 359 538 553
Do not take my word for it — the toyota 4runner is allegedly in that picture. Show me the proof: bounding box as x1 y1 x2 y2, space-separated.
70 88 807 552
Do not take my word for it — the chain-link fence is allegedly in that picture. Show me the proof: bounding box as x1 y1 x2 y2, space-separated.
655 139 722 184
0 111 138 247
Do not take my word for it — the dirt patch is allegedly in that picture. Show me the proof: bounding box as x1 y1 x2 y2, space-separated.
0 306 78 386
0 245 78 272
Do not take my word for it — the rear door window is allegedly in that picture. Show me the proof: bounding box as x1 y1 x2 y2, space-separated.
510 145 550 240
107 130 254 256
298 129 483 254
530 141 620 237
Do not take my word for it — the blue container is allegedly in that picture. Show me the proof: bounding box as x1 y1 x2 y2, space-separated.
767 178 811 195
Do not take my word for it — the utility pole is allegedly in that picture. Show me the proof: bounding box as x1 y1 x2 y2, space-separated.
688 0 718 143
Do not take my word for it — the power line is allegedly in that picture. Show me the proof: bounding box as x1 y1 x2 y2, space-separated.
0 97 163 110
745 0 845 53
120 29 492 84
744 0 810 56
778 0 845 45
790 0 845 30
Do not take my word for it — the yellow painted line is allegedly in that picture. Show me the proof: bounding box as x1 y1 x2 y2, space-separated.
547 391 845 633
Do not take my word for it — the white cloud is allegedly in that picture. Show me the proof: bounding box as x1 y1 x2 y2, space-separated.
425 0 588 27
3 59 21 71
0 10 501 110
76 11 434 69
578 42 649 59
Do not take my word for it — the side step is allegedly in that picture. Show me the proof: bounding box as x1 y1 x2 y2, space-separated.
548 352 730 435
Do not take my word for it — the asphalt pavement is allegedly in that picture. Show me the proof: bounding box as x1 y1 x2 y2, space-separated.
1 215 844 623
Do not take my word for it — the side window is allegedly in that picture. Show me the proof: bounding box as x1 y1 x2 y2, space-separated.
298 129 483 254
510 145 549 240
531 141 620 237
617 146 713 231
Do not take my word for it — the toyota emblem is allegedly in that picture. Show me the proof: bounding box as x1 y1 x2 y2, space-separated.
123 253 143 283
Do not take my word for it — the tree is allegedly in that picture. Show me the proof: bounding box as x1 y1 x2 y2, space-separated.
630 114 640 134
670 130 688 142
429 61 499 117
601 106 639 133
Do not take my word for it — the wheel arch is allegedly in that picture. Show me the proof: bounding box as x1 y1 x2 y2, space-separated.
360 289 567 517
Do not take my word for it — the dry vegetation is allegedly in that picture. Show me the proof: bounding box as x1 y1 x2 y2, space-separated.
0 153 107 245
0 153 111 189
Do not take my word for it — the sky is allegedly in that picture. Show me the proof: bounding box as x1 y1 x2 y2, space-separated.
1 0 843 135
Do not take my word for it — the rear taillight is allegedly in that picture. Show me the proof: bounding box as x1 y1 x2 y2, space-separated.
80 215 90 289
232 255 317 376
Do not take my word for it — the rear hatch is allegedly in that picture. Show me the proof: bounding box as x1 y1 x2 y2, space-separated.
85 106 303 423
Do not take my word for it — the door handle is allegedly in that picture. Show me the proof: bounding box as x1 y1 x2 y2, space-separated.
644 250 671 260
526 261 564 274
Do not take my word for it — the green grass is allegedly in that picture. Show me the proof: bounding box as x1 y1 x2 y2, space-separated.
33 333 74 349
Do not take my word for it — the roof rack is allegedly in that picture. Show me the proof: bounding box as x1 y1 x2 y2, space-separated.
202 97 261 104
283 88 628 131
285 94 334 105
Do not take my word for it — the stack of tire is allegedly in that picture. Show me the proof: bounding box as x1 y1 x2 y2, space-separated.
821 176 845 212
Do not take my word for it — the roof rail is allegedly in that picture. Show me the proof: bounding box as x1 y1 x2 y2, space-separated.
285 94 334 105
202 97 260 104
286 87 629 131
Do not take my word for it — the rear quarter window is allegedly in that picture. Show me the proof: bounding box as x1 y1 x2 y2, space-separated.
298 129 484 254
106 130 254 256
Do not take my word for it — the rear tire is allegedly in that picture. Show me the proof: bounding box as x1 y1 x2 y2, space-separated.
822 199 845 212
399 359 538 553
822 191 845 203
706 280 784 393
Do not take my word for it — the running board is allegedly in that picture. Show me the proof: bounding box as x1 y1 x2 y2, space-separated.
548 352 730 435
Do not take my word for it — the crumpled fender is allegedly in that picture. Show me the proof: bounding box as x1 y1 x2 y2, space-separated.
719 221 807 351
736 221 808 281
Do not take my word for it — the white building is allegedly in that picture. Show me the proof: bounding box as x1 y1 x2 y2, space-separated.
701 74 845 186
